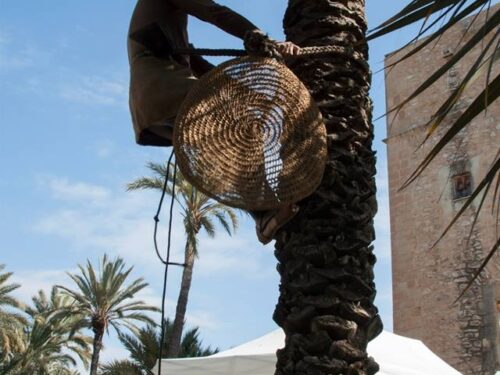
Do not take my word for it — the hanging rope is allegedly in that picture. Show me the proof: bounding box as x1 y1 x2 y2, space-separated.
152 148 183 375
153 150 175 264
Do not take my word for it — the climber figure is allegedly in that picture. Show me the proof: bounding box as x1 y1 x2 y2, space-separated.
128 0 301 244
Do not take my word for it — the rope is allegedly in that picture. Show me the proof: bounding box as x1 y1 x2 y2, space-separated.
153 150 175 264
152 149 181 375
173 45 364 60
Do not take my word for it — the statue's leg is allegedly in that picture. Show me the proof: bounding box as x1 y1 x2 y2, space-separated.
251 204 299 244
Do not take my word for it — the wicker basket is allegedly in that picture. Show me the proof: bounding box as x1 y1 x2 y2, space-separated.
173 56 326 210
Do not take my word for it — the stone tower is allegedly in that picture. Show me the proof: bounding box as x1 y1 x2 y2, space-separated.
384 8 499 375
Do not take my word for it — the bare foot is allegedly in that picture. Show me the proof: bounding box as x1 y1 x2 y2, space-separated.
255 204 299 244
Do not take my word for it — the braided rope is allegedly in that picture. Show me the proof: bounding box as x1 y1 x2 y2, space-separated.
174 45 362 59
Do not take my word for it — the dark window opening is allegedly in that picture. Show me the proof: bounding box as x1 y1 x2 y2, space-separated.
452 173 472 200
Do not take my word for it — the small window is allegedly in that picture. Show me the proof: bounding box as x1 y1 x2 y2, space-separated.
452 173 472 200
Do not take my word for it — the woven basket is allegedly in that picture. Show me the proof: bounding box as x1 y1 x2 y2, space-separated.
173 56 326 211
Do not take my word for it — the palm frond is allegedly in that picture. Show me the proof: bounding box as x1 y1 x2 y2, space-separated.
374 0 500 296
453 237 500 303
401 73 500 188
384 9 499 120
200 216 216 238
100 359 143 375
368 0 493 40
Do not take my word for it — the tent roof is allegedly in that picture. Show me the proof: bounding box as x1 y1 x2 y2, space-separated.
154 330 462 375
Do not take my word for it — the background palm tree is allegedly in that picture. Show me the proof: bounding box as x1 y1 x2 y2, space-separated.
100 320 217 375
56 255 159 375
127 162 238 358
3 287 92 375
0 264 27 364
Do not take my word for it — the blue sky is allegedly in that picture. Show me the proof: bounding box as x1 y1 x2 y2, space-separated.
0 0 419 369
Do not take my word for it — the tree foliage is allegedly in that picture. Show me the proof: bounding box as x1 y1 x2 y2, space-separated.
0 265 26 364
100 320 217 375
370 0 499 288
2 287 92 375
56 255 159 375
128 162 238 358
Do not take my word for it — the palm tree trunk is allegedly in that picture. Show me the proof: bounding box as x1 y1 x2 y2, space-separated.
90 326 104 375
166 240 196 358
273 1 383 374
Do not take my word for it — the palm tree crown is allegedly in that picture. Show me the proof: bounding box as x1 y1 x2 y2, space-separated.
101 320 217 375
56 255 159 375
128 162 238 358
2 287 92 375
128 162 239 256
0 264 27 363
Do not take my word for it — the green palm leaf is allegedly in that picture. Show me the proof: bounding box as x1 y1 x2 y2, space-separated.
374 1 499 280
54 255 160 375
128 161 240 357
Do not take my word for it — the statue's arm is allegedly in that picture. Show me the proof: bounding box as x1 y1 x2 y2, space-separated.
190 53 215 78
169 0 260 39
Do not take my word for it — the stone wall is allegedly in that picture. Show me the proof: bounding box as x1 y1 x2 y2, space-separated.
384 8 500 375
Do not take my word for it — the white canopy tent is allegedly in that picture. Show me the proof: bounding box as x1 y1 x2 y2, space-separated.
153 329 462 375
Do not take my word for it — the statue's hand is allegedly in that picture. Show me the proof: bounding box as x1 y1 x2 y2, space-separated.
244 30 301 59
276 42 301 57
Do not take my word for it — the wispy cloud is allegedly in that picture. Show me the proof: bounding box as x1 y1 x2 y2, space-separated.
59 75 128 107
91 140 117 158
0 31 38 70
186 310 219 331
38 175 111 202
33 190 178 267
196 228 275 279
34 175 271 280
11 269 73 302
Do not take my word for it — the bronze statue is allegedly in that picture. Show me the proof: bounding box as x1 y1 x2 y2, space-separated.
128 0 300 243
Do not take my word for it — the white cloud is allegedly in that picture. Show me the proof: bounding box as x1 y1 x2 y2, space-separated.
33 190 183 268
59 75 128 107
196 233 275 279
91 140 117 158
11 269 73 302
34 176 271 280
38 175 111 202
100 344 129 363
185 310 219 331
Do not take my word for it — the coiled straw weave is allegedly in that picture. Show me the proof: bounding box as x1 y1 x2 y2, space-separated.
173 56 327 211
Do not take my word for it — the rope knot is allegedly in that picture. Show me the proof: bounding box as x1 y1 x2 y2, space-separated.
244 30 283 60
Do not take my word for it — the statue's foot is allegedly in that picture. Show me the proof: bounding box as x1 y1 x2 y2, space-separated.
255 204 299 244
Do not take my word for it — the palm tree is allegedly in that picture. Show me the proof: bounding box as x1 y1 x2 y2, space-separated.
3 287 92 375
0 265 27 363
100 320 217 374
273 1 497 374
271 1 382 374
127 162 238 358
56 255 159 375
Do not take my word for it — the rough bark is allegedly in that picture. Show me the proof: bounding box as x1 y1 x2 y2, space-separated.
166 241 196 358
273 1 383 374
90 322 104 375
